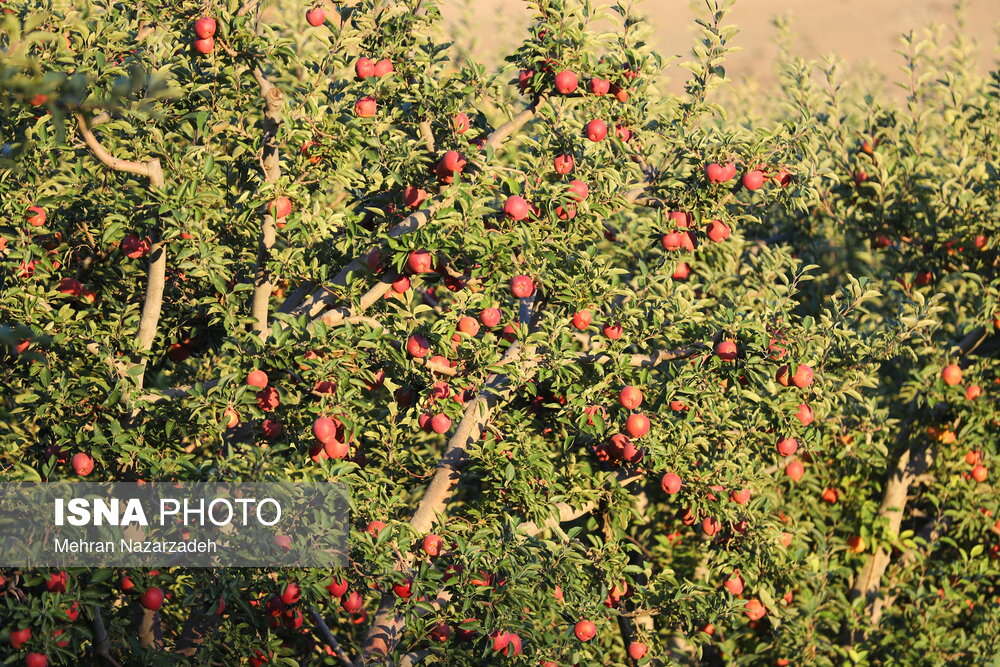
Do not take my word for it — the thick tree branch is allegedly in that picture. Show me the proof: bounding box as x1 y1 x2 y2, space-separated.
75 113 151 178
309 606 354 666
91 607 122 667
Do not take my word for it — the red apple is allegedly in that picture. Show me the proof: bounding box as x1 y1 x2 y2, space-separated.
627 641 647 660
365 520 387 537
479 307 501 327
57 277 83 297
246 369 268 388
603 323 623 339
422 534 443 556
625 413 650 438
406 249 433 274
794 403 814 426
25 205 46 227
715 340 737 361
705 220 731 243
373 59 394 77
403 186 427 209
554 70 578 94
964 384 981 400
822 488 838 504
742 170 765 190
193 36 214 54
430 413 451 434
723 571 744 595
511 275 534 298
776 437 798 457
589 77 610 95
572 309 592 330
341 591 363 613
392 578 413 598
661 472 681 494
785 460 804 482
574 619 596 641
312 416 343 444
327 576 349 598
406 334 430 358
355 97 377 117
567 179 589 201
261 419 283 440
452 112 471 133
269 196 292 218
281 582 301 605
972 465 988 483
355 57 376 79
25 654 48 667
10 628 30 649
391 275 410 293
306 8 325 25
661 232 682 251
672 262 690 280
504 195 530 221
140 587 164 611
744 598 766 621
554 154 574 174
121 234 150 259
194 16 216 38
730 488 750 505
619 385 643 409
71 452 94 476
585 119 607 142
791 364 814 388
701 516 721 536
705 163 733 183
941 364 962 386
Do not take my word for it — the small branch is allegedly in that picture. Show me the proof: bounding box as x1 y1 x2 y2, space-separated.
418 119 435 153
75 114 151 178
308 606 354 667
577 344 707 367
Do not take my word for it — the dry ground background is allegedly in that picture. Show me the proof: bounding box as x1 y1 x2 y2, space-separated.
439 0 999 94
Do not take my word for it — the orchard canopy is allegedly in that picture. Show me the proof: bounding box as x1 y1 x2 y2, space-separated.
0 0 998 665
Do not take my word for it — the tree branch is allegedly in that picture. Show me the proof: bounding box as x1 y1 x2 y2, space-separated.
309 606 354 666
91 607 122 667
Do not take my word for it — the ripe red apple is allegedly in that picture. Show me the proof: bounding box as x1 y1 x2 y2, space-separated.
705 163 733 183
24 205 46 227
972 465 988 483
403 186 427 209
965 385 982 400
723 571 744 595
281 582 301 605
730 488 750 505
672 262 691 280
437 150 467 180
571 309 592 330
941 364 962 386
391 275 410 293
554 153 574 174
140 587 164 611
821 488 838 503
791 364 814 388
965 450 981 466
701 516 721 536
705 219 731 243
327 576 349 598
256 386 279 411
25 654 48 667
554 70 578 94
457 316 480 337
744 598 766 621
430 413 451 434
518 69 534 91
355 57 376 79
625 413 650 438
246 369 268 388
619 385 642 409
46 571 67 593
422 534 443 556
193 36 214 54
715 340 737 361
585 119 607 142
406 334 430 358
120 234 150 259
306 7 325 25
567 179 589 201
406 249 433 274
785 460 804 482
71 452 94 476
661 232 682 251
366 520 387 537
574 619 596 641
452 112 471 134
261 419 283 440
392 578 413 598
480 307 501 327
776 436 798 457
10 628 31 649
616 123 633 142
312 416 343 444
492 631 522 656
224 407 240 428
373 59 394 77
355 97 377 117
194 16 216 38
588 77 611 96
511 275 534 298
794 403 814 426
269 196 292 218
504 195 530 221
660 472 681 494
57 277 83 297
341 591 363 613
602 323 623 339
627 641 647 660
742 170 765 190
